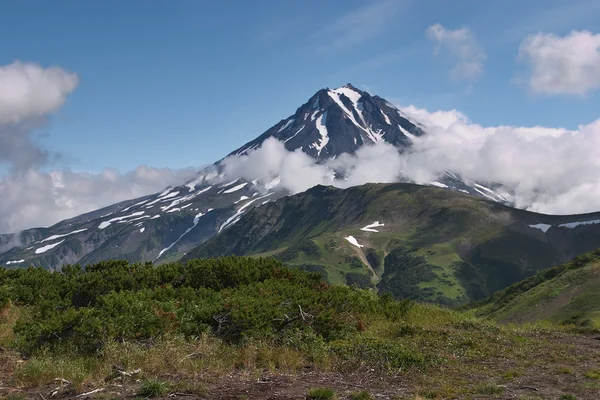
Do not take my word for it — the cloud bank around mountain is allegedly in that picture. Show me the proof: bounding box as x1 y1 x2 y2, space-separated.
0 62 196 233
220 107 600 216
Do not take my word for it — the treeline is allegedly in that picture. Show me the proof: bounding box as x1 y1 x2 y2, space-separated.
0 257 409 355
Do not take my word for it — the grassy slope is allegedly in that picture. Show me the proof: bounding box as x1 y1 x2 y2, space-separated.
473 250 600 328
1 259 600 399
184 182 600 306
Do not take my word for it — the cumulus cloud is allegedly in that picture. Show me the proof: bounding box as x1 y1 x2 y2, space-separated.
426 23 486 82
0 166 197 233
0 61 196 233
399 107 600 215
221 137 405 194
220 109 600 216
518 30 600 95
0 62 79 171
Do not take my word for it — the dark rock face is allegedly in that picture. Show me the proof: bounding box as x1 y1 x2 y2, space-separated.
229 84 425 161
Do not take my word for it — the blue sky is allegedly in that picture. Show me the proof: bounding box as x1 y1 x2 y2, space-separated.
1 0 599 173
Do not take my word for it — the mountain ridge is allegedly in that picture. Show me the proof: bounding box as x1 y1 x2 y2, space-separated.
0 84 563 271
183 182 600 305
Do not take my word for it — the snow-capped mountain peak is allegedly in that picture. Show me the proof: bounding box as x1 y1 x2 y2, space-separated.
230 83 425 160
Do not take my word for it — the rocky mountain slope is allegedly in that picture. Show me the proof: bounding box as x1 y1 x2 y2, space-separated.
0 84 516 269
183 182 600 305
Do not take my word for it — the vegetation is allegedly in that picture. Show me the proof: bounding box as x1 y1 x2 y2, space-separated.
306 387 336 399
473 249 600 329
349 391 373 400
139 379 169 398
183 183 600 305
0 256 599 399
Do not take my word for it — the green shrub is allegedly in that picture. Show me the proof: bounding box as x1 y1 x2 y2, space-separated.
139 379 169 397
306 387 336 400
1 256 416 356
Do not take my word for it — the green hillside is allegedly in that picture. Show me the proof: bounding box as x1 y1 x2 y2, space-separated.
1 258 599 399
473 249 600 329
183 182 600 306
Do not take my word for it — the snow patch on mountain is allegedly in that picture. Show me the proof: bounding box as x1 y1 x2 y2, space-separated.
277 119 294 133
122 199 150 212
529 223 552 233
157 211 207 259
39 228 87 243
314 111 329 156
285 125 305 143
98 211 145 229
361 221 385 232
430 182 449 188
223 182 248 194
345 236 364 248
35 240 65 254
559 219 600 229
380 109 392 125
219 193 273 233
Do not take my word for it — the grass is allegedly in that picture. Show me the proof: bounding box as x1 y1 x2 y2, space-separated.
585 369 600 380
1 281 599 399
472 383 505 395
139 379 169 398
5 395 27 400
350 391 373 400
474 253 600 329
306 387 336 399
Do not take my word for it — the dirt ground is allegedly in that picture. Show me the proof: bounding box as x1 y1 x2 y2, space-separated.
1 335 599 400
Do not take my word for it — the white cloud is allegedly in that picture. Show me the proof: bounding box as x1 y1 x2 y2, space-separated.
221 137 403 194
426 23 486 82
0 166 196 233
220 108 600 217
0 62 79 171
399 106 600 215
0 61 78 126
518 30 600 95
0 61 197 233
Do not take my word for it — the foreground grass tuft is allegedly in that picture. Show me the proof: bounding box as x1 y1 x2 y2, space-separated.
350 391 373 400
585 369 600 380
471 383 504 395
139 379 169 398
306 387 336 399
5 394 27 400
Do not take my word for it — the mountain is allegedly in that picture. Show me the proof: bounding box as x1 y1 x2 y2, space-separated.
229 84 425 159
472 249 600 328
0 84 515 270
182 182 600 306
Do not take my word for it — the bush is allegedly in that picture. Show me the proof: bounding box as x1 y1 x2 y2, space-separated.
306 387 336 400
139 379 169 397
1 257 414 356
